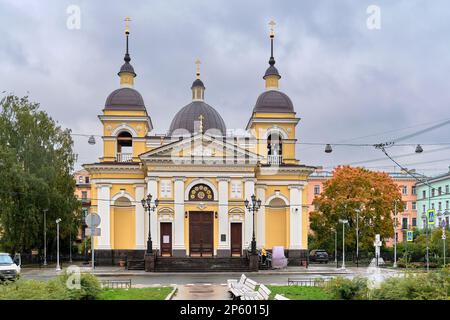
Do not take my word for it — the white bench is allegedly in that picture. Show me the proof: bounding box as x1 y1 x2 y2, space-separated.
227 274 247 290
241 284 271 301
274 294 290 300
229 278 258 300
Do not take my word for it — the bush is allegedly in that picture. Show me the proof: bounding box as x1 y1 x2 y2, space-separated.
325 277 368 300
0 272 101 300
371 268 450 300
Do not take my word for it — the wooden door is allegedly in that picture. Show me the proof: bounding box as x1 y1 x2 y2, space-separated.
230 223 242 256
160 223 172 256
189 212 213 256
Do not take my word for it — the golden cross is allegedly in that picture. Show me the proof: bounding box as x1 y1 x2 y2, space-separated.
269 19 276 38
125 17 131 34
195 59 201 79
199 114 204 133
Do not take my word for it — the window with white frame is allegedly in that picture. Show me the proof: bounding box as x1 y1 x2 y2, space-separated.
160 180 172 198
446 200 449 210
446 185 449 194
404 202 408 211
401 186 407 195
432 203 435 210
423 204 426 213
231 181 242 198
412 201 416 210
438 202 442 211
422 190 426 199
412 186 416 195
314 185 321 195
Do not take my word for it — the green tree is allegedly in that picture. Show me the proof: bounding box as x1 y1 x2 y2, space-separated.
0 95 80 254
310 166 403 253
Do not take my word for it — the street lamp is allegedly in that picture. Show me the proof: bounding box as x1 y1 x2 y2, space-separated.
421 211 430 272
339 219 348 269
355 208 360 268
244 194 262 255
334 228 338 268
43 209 48 266
55 218 62 271
438 211 447 268
393 200 398 268
141 194 159 255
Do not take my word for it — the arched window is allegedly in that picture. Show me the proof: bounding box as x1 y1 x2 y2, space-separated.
189 184 214 201
117 131 133 162
114 196 132 207
267 133 283 165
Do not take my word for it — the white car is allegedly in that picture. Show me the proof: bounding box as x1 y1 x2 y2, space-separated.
0 253 20 280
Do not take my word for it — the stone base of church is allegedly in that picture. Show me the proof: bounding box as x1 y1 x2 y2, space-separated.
94 249 146 266
144 253 156 272
172 249 187 257
216 249 231 257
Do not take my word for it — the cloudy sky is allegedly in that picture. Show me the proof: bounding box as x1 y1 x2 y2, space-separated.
1 0 450 175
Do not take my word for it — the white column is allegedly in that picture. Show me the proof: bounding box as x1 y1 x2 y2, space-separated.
256 185 266 248
96 184 111 249
217 178 229 253
244 178 256 248
134 184 146 250
173 177 186 254
146 177 159 251
289 185 303 250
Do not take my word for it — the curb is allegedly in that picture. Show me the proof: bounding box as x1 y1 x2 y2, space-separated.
165 285 178 300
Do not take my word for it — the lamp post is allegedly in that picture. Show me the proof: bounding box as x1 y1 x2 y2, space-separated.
355 208 360 268
43 209 48 266
55 218 62 271
439 211 447 268
244 194 262 255
393 200 398 268
339 219 348 269
421 211 430 272
335 228 338 268
141 194 159 255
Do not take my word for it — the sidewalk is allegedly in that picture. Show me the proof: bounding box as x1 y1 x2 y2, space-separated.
21 265 386 277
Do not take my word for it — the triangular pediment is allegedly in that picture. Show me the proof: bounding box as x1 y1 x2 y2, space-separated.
139 133 261 164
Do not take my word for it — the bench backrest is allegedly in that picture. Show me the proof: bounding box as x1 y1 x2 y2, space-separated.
244 278 257 291
257 284 271 300
239 274 247 285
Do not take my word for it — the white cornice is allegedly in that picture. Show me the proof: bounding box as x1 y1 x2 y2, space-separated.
92 179 145 184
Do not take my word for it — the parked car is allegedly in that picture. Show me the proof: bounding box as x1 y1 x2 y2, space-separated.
309 249 329 264
0 253 21 281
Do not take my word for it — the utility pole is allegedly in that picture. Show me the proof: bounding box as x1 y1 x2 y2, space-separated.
339 219 348 269
56 218 62 271
356 209 359 268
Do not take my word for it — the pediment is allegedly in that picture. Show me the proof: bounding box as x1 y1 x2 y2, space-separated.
139 134 261 164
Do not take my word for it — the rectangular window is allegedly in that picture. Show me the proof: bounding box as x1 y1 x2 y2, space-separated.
412 186 416 195
438 202 442 211
81 191 87 199
422 190 426 199
78 176 83 183
412 218 417 227
432 203 435 210
412 201 417 210
438 187 442 195
423 204 426 213
446 185 449 194
401 186 407 195
231 181 242 198
85 177 90 184
446 201 449 210
432 188 435 197
402 217 408 230
404 202 408 211
160 180 172 198
314 185 321 195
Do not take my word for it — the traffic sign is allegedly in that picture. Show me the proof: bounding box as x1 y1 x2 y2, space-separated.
85 213 101 228
85 227 101 237
407 230 413 242
427 209 435 225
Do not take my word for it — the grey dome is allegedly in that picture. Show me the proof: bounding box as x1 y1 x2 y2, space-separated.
105 87 145 110
169 101 226 136
253 90 294 113
263 65 280 79
118 62 136 76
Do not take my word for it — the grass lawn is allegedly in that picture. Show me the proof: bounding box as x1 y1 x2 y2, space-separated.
267 285 333 300
99 287 173 300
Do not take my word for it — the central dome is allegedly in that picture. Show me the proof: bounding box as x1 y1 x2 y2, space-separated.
169 101 226 136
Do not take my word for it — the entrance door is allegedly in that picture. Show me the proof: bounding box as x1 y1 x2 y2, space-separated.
189 212 213 256
160 223 172 256
230 223 242 256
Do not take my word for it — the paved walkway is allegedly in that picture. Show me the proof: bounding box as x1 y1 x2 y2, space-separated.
173 284 230 300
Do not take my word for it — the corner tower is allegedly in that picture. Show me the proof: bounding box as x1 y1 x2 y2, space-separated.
99 17 153 162
246 20 300 165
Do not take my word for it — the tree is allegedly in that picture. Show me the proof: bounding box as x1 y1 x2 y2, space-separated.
0 95 80 254
309 166 404 253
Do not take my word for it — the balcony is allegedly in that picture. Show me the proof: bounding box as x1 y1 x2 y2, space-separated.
267 155 283 165
116 153 133 162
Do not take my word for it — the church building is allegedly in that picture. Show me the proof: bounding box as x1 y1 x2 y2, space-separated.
84 20 315 266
